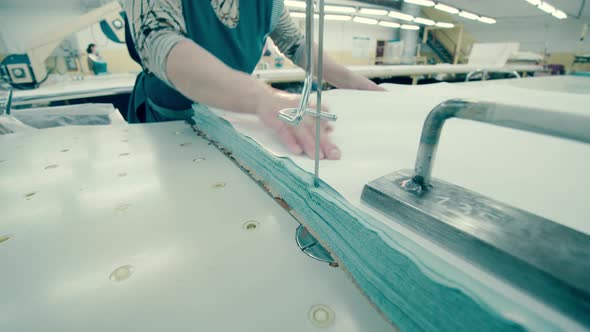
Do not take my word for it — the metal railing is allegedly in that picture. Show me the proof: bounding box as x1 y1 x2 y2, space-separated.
465 69 521 82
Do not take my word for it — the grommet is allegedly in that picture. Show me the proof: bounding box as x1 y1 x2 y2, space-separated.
115 203 131 212
109 265 134 282
242 220 260 231
211 182 226 189
308 304 334 328
0 235 11 244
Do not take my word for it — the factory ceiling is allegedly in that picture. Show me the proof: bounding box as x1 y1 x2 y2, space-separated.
0 0 587 21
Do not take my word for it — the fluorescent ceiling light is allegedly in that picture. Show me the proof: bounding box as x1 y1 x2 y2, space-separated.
290 12 305 18
359 8 389 15
435 22 455 28
525 0 541 5
478 16 496 24
353 17 378 25
401 24 420 30
552 10 567 19
434 3 459 14
414 17 435 25
388 11 414 22
459 11 480 20
285 0 306 8
378 21 401 28
324 5 356 13
404 0 435 6
538 2 556 13
325 14 352 21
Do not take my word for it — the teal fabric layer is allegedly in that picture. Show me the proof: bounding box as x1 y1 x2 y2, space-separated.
192 107 557 332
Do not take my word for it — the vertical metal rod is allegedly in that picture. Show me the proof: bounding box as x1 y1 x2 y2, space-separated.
314 0 324 188
305 0 314 93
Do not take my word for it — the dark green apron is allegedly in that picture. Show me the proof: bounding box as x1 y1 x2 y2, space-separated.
125 0 278 123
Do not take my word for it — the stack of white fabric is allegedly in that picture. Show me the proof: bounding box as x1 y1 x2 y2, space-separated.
193 79 590 332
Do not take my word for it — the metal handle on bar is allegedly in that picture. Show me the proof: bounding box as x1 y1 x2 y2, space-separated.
277 0 336 126
407 99 590 190
465 70 521 82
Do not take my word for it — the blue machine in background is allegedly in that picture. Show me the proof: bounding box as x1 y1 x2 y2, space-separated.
0 2 125 89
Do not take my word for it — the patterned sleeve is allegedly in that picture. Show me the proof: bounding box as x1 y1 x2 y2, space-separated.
268 7 305 65
123 0 188 85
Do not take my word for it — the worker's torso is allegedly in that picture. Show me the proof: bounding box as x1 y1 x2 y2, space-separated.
128 0 278 123
184 0 274 73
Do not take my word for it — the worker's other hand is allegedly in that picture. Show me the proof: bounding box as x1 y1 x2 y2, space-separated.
256 90 341 160
346 74 387 91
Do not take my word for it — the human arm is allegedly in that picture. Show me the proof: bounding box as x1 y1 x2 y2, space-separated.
168 42 339 159
269 7 385 91
123 0 340 159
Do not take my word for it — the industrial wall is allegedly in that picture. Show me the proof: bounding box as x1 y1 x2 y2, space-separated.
463 16 589 69
0 6 397 75
464 17 588 54
312 19 398 65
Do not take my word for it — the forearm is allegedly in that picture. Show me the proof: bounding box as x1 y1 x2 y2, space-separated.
166 39 273 114
298 44 383 91
320 52 356 89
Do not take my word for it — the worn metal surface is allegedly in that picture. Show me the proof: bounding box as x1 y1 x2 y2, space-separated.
362 169 590 325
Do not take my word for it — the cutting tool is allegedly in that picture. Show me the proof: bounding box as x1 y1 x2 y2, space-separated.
278 0 335 188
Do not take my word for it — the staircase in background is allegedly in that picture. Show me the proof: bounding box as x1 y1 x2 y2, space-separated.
420 29 454 63
420 7 477 64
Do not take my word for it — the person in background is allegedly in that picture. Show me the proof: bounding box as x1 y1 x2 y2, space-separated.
124 1 385 160
86 43 108 75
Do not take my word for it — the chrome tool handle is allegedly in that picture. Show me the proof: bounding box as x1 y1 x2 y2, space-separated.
277 0 336 125
408 99 590 190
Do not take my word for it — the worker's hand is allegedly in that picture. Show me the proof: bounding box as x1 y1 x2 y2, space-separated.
256 90 341 160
